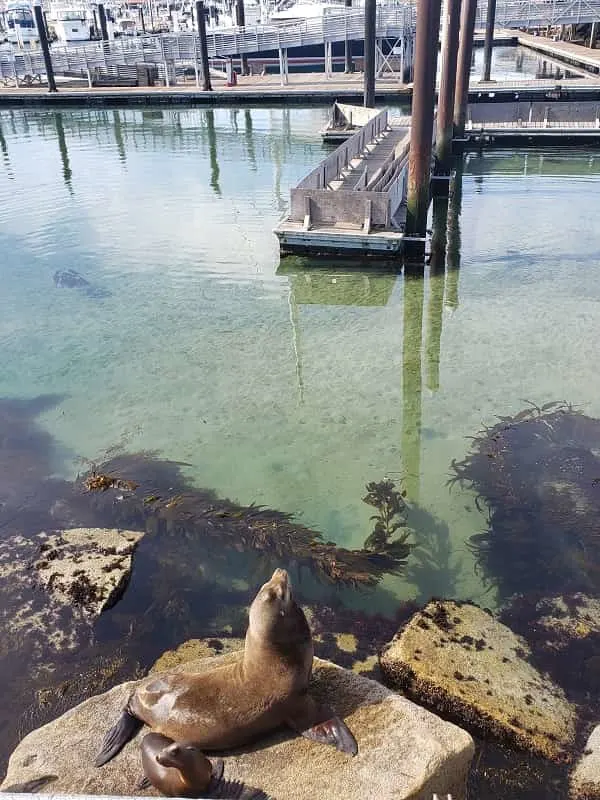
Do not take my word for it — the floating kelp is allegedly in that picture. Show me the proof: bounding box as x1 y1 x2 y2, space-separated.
72 455 410 589
450 402 600 598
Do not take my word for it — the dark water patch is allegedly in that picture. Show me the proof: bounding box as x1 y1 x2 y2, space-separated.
53 269 111 300
450 402 600 600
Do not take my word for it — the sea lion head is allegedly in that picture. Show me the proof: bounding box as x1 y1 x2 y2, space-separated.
156 741 213 782
248 568 295 638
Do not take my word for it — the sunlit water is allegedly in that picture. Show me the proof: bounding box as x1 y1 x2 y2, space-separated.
2 106 600 608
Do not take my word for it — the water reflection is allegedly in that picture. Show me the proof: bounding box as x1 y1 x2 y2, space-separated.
54 113 73 195
402 272 424 502
244 109 256 170
112 109 126 165
426 197 448 392
0 118 12 178
205 110 221 197
445 156 463 310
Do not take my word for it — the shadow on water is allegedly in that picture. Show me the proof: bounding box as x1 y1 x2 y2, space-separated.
112 109 127 165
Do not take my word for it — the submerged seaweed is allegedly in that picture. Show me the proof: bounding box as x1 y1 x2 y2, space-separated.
450 401 600 599
362 479 412 566
72 456 410 590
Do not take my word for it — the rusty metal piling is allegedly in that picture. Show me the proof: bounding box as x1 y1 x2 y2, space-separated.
481 0 497 81
454 0 478 136
406 0 443 236
436 0 462 167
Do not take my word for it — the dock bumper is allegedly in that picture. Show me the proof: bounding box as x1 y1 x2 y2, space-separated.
274 223 405 258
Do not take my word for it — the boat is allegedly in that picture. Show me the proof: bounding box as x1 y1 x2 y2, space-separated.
2 1 38 46
48 2 92 42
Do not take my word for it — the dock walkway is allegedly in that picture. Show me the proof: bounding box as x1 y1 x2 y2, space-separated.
274 109 412 257
517 32 600 74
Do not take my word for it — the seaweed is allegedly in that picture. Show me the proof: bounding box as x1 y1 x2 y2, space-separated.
450 402 600 599
72 458 411 590
362 479 413 565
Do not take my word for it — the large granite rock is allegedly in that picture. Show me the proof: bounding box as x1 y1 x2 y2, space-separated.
1 654 475 800
380 600 576 763
571 726 600 799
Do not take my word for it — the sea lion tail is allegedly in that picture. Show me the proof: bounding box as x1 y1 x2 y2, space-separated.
94 709 143 767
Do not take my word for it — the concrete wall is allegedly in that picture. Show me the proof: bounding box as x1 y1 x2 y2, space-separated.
290 188 390 227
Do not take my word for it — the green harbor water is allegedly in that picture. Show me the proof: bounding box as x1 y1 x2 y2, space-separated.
2 102 600 787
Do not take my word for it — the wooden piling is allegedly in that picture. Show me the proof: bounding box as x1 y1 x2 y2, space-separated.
436 0 462 167
363 0 376 107
454 0 478 136
33 1 57 93
235 0 249 76
406 0 442 236
98 3 109 41
481 0 497 81
345 0 353 73
196 0 212 91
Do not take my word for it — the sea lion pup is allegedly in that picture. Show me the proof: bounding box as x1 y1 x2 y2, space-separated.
95 568 357 767
138 733 223 796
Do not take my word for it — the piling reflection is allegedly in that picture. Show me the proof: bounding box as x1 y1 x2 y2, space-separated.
0 119 12 178
244 109 256 171
445 155 464 310
54 113 73 195
205 110 221 197
426 196 448 392
402 272 424 502
112 110 126 165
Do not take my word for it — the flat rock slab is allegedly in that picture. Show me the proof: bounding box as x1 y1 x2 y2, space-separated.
380 600 576 763
34 528 143 618
572 726 600 799
1 655 474 800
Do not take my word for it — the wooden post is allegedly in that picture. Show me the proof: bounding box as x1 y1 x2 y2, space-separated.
33 0 57 92
436 0 462 167
139 7 146 33
481 0 496 80
363 0 376 107
454 0 478 136
98 3 109 40
344 0 353 72
196 0 212 91
406 0 443 236
235 0 249 75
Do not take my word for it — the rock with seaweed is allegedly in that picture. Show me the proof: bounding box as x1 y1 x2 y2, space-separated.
449 402 600 599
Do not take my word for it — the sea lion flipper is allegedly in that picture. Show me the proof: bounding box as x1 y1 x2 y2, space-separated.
94 708 143 767
211 758 225 784
286 698 358 756
135 775 152 791
1 775 58 793
300 715 358 756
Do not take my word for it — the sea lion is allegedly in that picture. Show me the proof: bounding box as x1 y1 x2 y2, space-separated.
138 733 223 796
95 569 357 767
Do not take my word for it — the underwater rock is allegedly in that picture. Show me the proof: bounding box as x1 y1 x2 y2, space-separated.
571 726 600 799
379 600 576 763
0 528 142 656
450 402 600 599
500 594 600 699
33 528 143 618
0 655 474 800
150 638 245 673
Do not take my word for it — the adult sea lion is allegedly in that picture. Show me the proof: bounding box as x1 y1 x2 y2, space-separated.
95 569 357 766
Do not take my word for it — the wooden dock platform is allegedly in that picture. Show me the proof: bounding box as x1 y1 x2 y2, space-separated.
463 99 600 144
274 109 411 257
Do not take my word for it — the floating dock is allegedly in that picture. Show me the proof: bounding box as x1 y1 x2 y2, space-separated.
463 99 600 144
274 109 411 257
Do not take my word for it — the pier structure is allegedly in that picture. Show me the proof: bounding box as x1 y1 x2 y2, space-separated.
274 110 412 256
